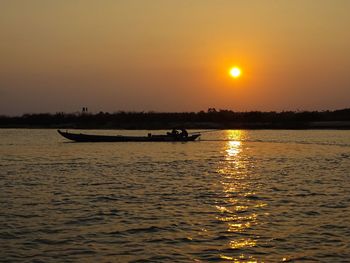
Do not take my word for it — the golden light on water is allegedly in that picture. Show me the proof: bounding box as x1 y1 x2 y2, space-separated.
228 222 251 232
219 254 258 263
226 140 242 157
217 213 258 223
215 130 268 261
229 239 257 249
226 130 246 141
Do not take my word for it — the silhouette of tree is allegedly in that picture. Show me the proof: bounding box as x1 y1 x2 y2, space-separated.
0 109 349 129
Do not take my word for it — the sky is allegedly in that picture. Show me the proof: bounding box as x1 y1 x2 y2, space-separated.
1 0 350 115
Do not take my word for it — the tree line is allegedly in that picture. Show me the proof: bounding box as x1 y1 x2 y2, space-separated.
0 108 349 129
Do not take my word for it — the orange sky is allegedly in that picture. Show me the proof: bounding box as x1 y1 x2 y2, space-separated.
1 0 350 115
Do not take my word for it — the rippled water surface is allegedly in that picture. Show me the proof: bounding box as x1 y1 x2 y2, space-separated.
1 129 350 262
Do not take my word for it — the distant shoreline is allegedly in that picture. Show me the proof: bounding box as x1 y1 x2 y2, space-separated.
1 109 349 130
0 123 349 130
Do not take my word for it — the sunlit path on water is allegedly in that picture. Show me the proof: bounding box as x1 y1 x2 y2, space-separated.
1 129 350 262
214 131 268 262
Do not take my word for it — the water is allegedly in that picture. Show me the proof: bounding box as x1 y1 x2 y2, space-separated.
1 129 350 262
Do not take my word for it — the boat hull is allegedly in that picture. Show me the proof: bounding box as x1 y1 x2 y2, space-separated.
57 130 200 142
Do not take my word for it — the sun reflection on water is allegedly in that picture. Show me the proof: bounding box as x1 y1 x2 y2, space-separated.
229 238 257 249
215 130 266 261
226 141 242 157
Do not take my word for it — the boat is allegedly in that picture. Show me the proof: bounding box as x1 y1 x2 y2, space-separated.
57 130 200 142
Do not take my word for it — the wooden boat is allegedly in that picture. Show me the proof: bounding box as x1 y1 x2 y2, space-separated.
57 130 200 142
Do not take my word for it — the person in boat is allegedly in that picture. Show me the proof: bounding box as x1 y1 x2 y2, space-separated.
180 128 188 138
167 128 179 137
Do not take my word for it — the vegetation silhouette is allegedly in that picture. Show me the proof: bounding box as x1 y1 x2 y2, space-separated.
0 108 349 129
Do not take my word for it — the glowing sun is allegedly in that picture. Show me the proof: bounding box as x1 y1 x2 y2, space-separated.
229 67 241 78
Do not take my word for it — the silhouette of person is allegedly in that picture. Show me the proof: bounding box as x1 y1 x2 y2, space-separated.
180 128 188 137
171 128 179 136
